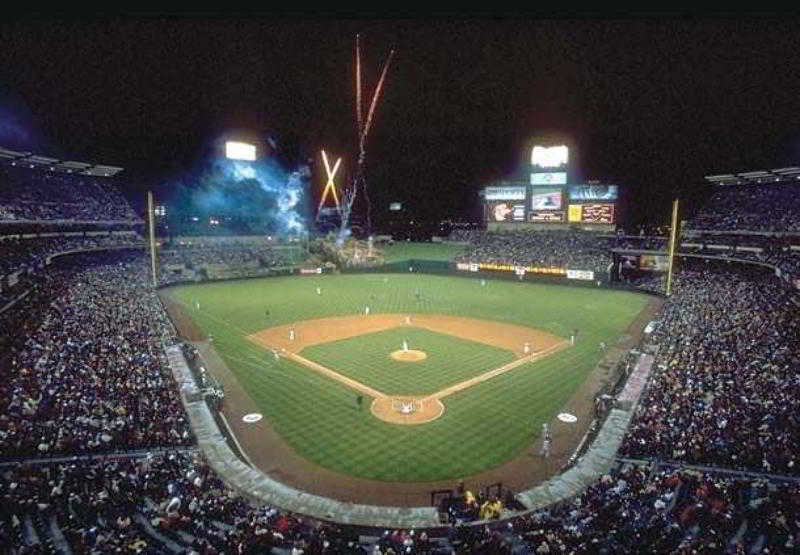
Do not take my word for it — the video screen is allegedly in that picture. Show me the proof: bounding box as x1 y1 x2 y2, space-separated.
569 185 618 201
486 201 525 222
530 188 563 210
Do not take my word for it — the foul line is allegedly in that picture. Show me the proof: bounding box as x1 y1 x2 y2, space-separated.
287 352 386 399
423 340 569 402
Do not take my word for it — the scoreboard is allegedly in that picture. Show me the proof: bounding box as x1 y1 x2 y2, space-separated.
483 144 618 227
484 185 617 226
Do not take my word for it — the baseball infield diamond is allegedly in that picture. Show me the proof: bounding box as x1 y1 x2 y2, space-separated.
166 272 653 482
247 315 567 424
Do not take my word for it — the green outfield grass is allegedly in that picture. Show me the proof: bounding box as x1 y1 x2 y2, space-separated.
301 327 513 395
380 241 467 262
169 272 650 481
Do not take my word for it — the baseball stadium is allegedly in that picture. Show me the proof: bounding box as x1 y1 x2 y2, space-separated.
2 18 800 555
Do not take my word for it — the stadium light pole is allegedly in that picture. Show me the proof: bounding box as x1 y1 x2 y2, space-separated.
665 199 680 297
147 191 158 288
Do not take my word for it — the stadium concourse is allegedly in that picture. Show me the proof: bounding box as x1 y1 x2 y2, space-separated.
1 164 800 553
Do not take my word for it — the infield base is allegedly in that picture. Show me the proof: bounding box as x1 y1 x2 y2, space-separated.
389 349 427 362
371 396 445 425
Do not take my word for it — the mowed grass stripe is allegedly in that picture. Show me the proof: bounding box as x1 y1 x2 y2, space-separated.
301 327 513 395
170 273 649 481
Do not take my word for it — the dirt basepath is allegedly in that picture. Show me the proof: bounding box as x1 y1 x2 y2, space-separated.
160 290 663 507
247 313 561 358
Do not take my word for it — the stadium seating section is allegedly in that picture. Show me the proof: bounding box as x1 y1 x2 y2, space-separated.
1 171 799 553
0 165 140 222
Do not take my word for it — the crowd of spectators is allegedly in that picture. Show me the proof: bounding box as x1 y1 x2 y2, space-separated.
450 230 610 275
621 259 800 475
1 450 371 554
2 179 800 552
0 165 140 222
687 181 800 232
1 251 193 460
488 463 800 554
0 234 143 276
5 453 798 554
159 242 291 269
158 241 295 285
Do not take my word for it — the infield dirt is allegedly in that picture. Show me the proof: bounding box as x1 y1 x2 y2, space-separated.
247 313 563 357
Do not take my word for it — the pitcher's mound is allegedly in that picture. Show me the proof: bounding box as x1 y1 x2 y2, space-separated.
390 349 427 362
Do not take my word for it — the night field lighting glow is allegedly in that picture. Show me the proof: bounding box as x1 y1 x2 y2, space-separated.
225 141 257 161
531 145 568 168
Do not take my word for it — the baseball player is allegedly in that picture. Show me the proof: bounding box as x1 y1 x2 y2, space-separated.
539 423 551 458
540 433 552 458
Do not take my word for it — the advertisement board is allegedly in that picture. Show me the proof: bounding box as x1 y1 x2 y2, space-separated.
580 204 615 224
567 204 583 223
457 261 567 276
566 269 595 280
639 255 668 271
568 185 618 201
484 186 526 200
530 172 567 185
529 211 565 223
530 188 563 210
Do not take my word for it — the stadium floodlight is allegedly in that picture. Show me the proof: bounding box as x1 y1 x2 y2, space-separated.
225 141 257 161
531 145 568 168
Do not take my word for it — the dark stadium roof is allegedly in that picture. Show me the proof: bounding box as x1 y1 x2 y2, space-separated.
705 167 800 186
0 146 123 176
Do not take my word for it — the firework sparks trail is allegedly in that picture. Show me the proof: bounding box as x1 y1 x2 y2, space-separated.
356 34 363 140
360 48 395 164
317 149 342 217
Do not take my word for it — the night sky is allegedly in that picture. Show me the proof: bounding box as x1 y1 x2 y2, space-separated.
2 16 800 228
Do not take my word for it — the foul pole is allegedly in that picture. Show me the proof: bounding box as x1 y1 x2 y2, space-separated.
665 199 680 296
147 191 158 288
